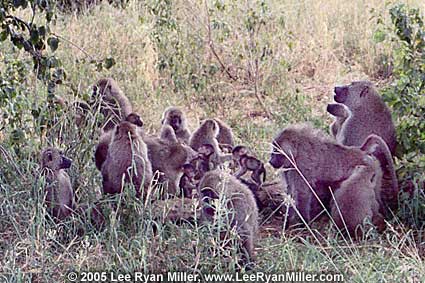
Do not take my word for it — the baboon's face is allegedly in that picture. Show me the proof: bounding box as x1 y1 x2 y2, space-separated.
232 146 248 158
126 113 144 127
203 119 218 136
184 166 196 178
41 148 72 171
168 111 183 131
334 81 372 107
269 137 292 169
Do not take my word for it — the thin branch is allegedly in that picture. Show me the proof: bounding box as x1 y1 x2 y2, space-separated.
51 32 95 61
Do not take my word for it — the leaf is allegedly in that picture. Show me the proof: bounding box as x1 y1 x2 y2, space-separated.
373 30 386 43
47 37 59 52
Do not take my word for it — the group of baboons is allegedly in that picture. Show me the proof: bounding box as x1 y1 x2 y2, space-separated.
40 78 398 264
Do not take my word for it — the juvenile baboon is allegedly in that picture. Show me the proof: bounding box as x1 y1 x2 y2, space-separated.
213 118 235 149
161 106 191 144
145 133 197 197
94 112 144 171
190 143 215 178
189 119 232 167
179 163 198 198
198 170 258 263
332 81 397 154
232 145 266 186
327 103 350 138
101 121 152 198
93 78 133 131
40 147 74 221
359 134 399 215
269 124 383 226
331 165 385 238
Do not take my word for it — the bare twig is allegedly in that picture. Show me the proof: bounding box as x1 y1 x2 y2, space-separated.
51 33 95 61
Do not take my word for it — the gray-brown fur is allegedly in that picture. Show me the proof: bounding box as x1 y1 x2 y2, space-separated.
269 123 382 226
198 170 258 263
95 112 144 171
331 165 385 238
101 121 152 198
327 103 350 138
145 130 197 197
332 81 397 154
161 106 191 144
213 118 235 148
40 147 74 221
360 134 399 216
93 78 133 131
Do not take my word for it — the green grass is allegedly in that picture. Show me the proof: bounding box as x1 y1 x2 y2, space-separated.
1 0 425 282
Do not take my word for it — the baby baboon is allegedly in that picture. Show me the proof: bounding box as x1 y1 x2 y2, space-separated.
327 103 350 138
179 163 198 198
331 165 385 238
145 133 197 197
101 121 152 198
333 81 397 154
161 106 191 144
232 145 266 186
198 170 258 263
269 123 382 226
93 78 133 131
94 112 144 171
190 143 215 178
40 147 74 221
213 118 235 149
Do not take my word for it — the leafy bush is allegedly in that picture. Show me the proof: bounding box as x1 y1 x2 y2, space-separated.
381 4 425 227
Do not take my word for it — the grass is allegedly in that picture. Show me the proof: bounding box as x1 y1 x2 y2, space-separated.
1 0 425 282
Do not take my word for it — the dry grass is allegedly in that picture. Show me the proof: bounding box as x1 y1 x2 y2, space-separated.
1 0 425 281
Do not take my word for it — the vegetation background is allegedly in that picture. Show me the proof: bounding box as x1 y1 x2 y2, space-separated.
1 0 424 282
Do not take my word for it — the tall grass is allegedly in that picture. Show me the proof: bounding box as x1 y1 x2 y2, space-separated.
1 0 425 282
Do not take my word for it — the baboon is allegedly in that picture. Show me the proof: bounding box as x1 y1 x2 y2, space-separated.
232 145 266 186
359 134 399 215
179 163 198 198
94 112 144 171
159 124 179 144
327 103 350 138
332 81 397 154
145 133 197 197
189 119 232 167
198 170 258 263
40 147 74 221
269 124 383 226
93 78 133 131
101 121 152 198
331 165 385 238
213 118 235 149
190 143 215 179
161 106 191 144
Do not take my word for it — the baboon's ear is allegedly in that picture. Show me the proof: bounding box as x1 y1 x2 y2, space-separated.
360 86 369 97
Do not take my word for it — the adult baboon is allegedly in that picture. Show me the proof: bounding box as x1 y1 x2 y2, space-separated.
94 112 144 171
93 78 133 131
331 165 385 238
269 124 383 226
332 81 397 154
145 132 197 197
161 106 191 144
101 121 152 198
40 147 74 221
198 170 258 263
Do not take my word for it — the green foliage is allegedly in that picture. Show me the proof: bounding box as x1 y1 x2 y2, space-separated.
382 4 425 227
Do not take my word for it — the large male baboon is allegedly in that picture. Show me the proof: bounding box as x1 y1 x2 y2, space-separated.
269 124 387 226
40 147 74 221
101 121 152 198
198 170 258 263
331 81 397 154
